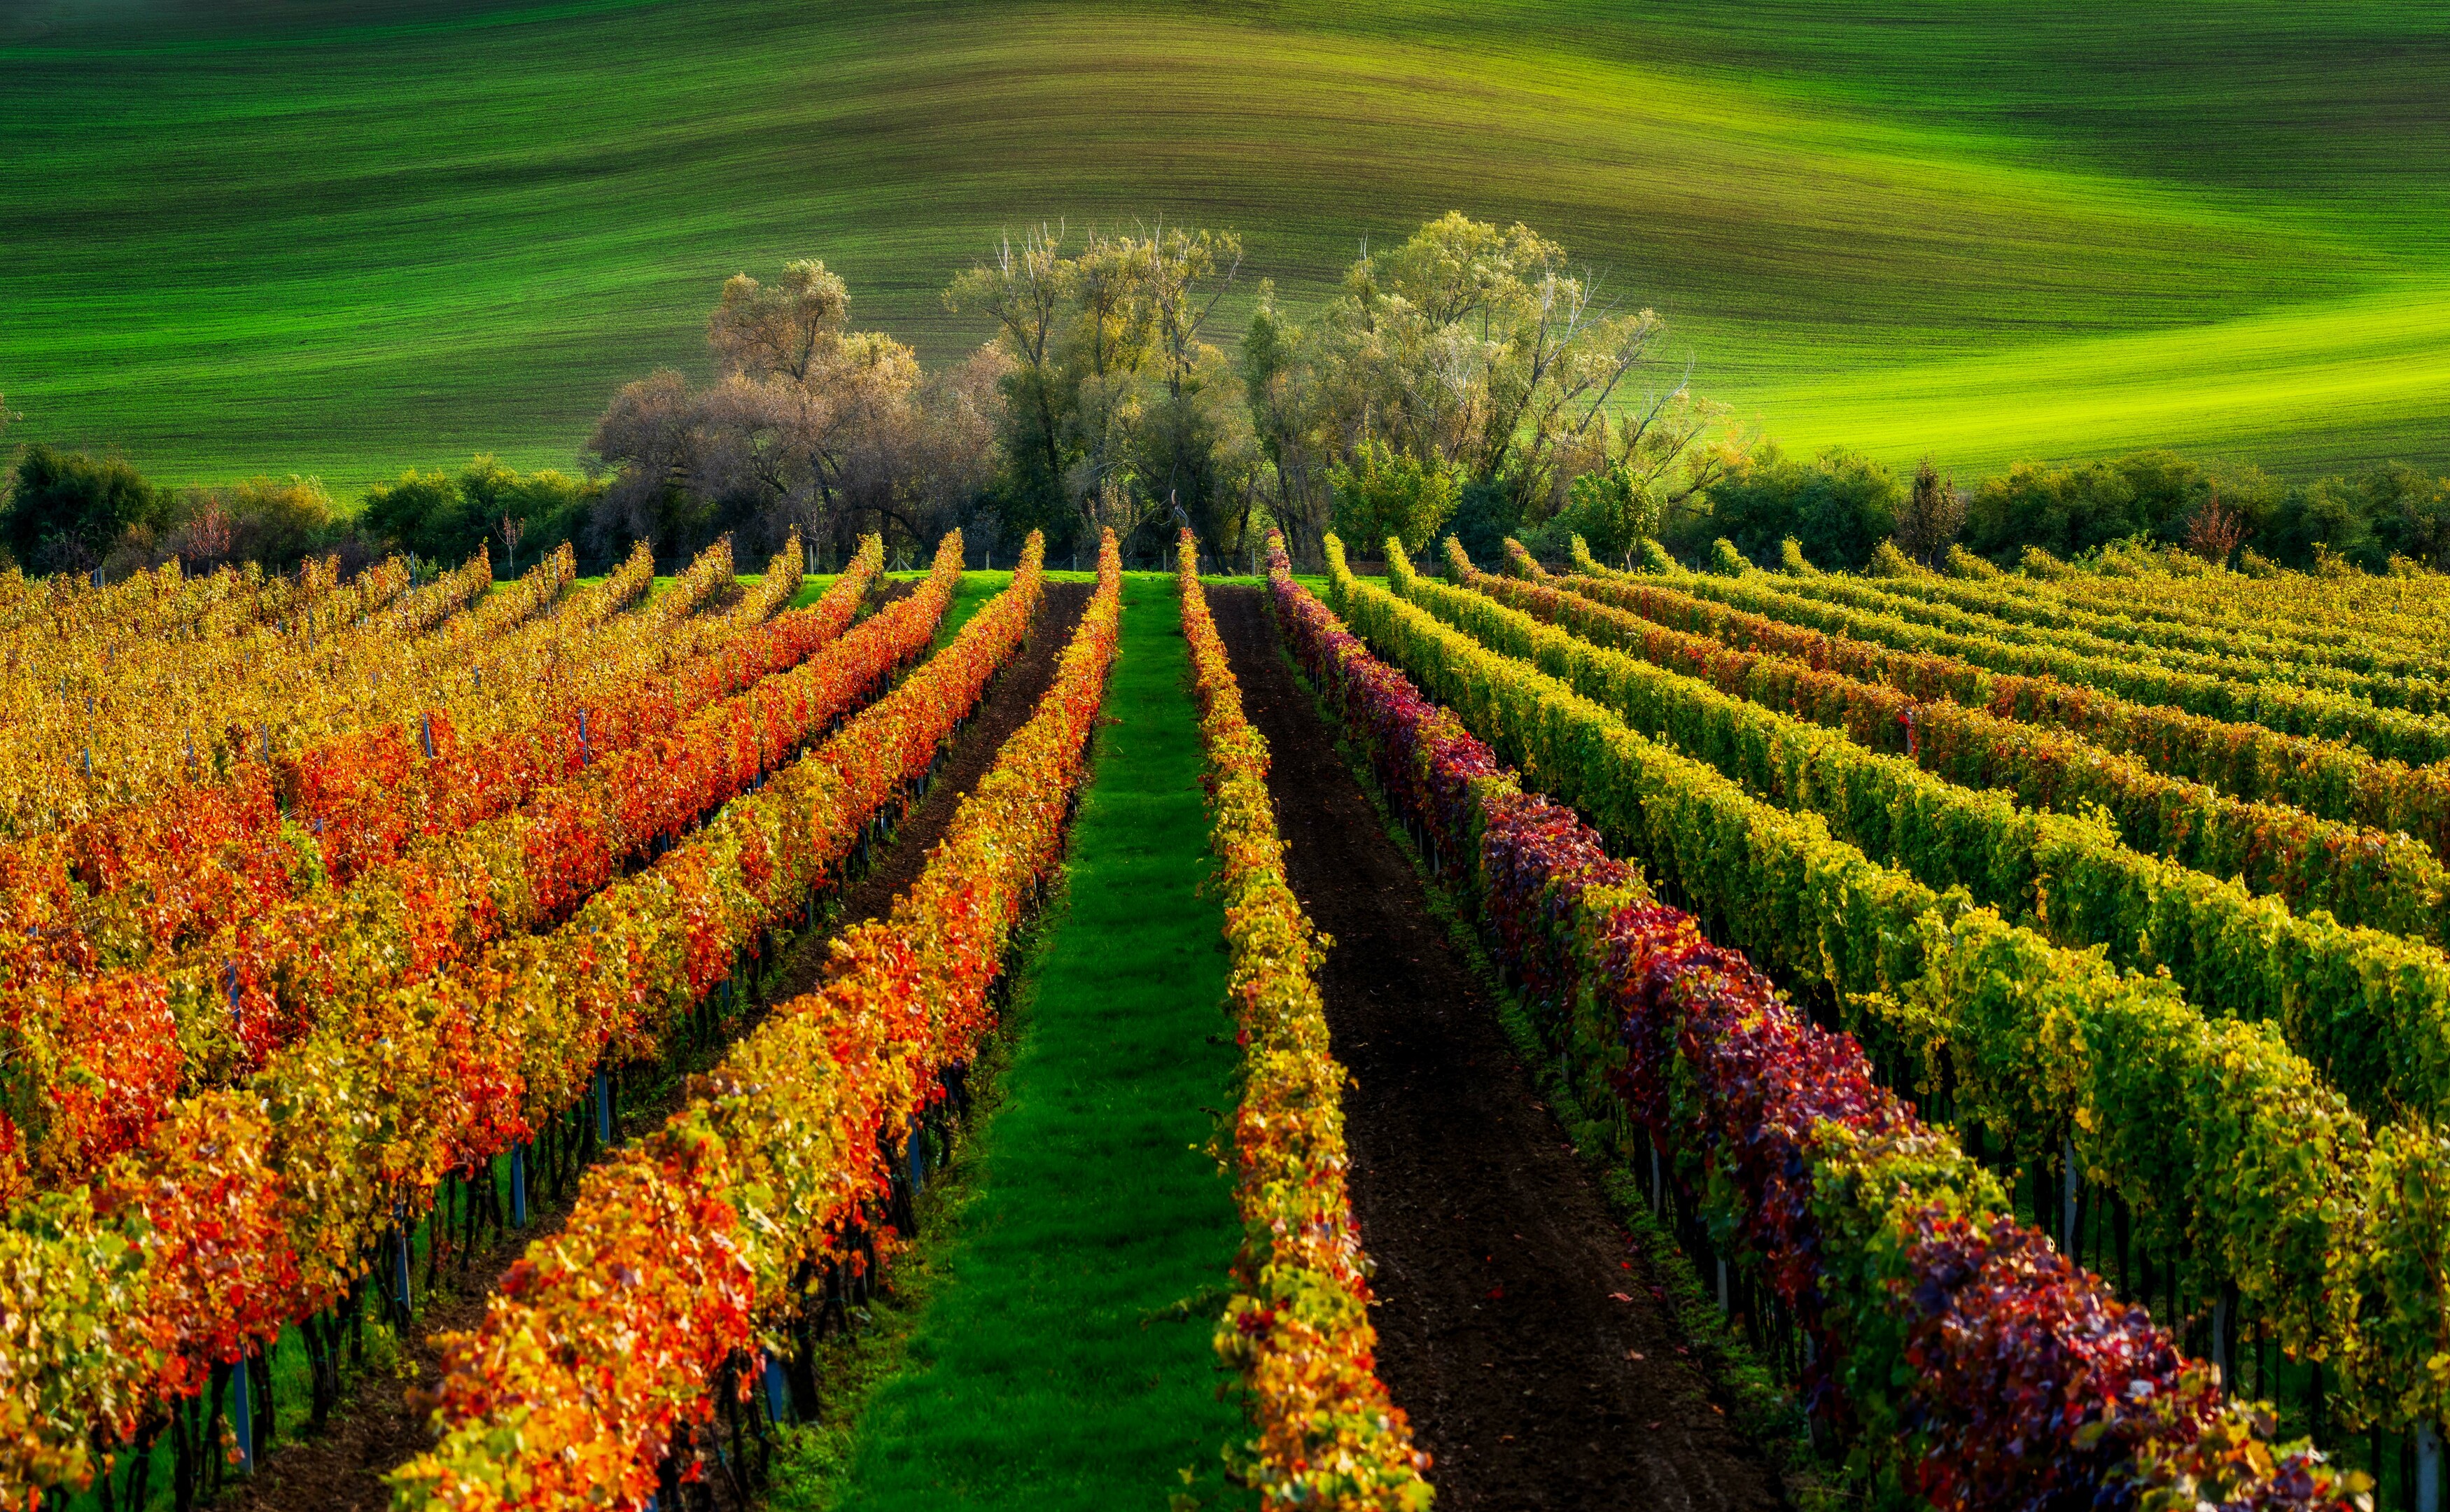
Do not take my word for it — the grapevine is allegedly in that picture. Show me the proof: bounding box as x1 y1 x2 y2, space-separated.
1322 531 2449 1440
0 531 1052 1504
1274 535 2362 1511
0 538 887 1196
1409 539 2450 1129
1551 538 2450 863
1178 532 1434 1511
1592 540 2450 762
391 531 1113 1510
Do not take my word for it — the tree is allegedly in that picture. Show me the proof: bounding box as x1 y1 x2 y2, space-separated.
363 468 478 564
1684 445 1900 570
947 221 1245 556
2181 484 2246 564
498 512 525 576
81 474 361 580
584 371 712 560
4 444 167 575
1891 456 1967 565
694 260 923 547
2272 475 2384 570
177 499 235 568
708 260 848 384
1240 212 1737 545
2360 462 2450 566
364 458 600 568
1559 462 1658 566
1133 225 1245 548
1961 450 2282 563
1329 438 1457 554
1550 386 1744 562
189 477 340 569
1239 282 1337 559
946 225 1077 546
595 262 999 565
893 344 1014 556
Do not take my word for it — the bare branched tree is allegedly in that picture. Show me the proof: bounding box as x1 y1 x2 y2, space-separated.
2183 484 2247 564
590 262 1000 564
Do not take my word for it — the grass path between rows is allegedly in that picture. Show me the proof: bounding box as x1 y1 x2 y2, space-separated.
793 570 1252 1512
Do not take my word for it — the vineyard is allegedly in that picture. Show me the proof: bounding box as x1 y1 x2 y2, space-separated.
1300 527 2450 1508
6 0 2439 1504
4 523 2444 1512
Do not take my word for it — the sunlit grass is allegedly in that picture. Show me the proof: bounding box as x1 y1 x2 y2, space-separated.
1754 279 2450 472
0 0 2442 490
794 573 1250 1511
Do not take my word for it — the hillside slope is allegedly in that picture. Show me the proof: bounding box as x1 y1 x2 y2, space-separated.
2 0 2442 489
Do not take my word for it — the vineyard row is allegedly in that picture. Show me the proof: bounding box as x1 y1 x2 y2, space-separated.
397 531 1112 1508
1326 533 2444 1440
0 535 1002 1504
1279 537 2356 1511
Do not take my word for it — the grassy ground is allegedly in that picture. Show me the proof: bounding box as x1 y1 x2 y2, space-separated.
765 564 1035 617
893 566 1103 643
774 570 1251 1511
1 1 2442 489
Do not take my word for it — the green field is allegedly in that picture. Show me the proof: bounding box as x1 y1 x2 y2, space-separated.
3 0 2443 492
807 573 1247 1509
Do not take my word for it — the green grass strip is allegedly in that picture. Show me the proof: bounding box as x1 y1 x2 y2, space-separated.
801 570 1252 1512
916 566 1104 643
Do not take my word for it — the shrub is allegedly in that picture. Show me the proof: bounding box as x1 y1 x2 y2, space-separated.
4 444 167 573
1558 460 1662 566
2362 461 2450 566
1891 456 1966 565
1945 542 1999 580
1686 444 1900 570
362 456 603 572
1444 477 1520 568
1329 438 1458 555
1867 538 1917 578
1964 450 2284 564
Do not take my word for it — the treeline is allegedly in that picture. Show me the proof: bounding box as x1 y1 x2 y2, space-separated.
3 444 383 578
1650 442 2450 576
4 213 2445 580
0 214 1732 578
580 211 1737 570
0 439 602 580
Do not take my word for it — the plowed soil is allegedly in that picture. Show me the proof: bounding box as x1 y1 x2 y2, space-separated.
768 579 1092 1001
1210 584 1786 1512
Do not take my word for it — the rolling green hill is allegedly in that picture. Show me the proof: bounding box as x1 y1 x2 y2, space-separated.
2 0 2443 493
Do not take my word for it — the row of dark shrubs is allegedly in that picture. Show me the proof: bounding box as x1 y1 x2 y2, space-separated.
1450 444 2450 576
1 446 605 580
10 438 2449 583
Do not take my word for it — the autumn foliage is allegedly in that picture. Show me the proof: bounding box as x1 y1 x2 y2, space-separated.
1275 536 2359 1511
0 532 1050 1504
1177 532 1433 1509
393 532 1116 1510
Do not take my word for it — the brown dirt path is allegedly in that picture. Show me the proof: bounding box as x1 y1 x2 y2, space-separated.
225 578 1088 1512
1211 584 1786 1512
227 1140 608 1510
768 579 1093 1000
